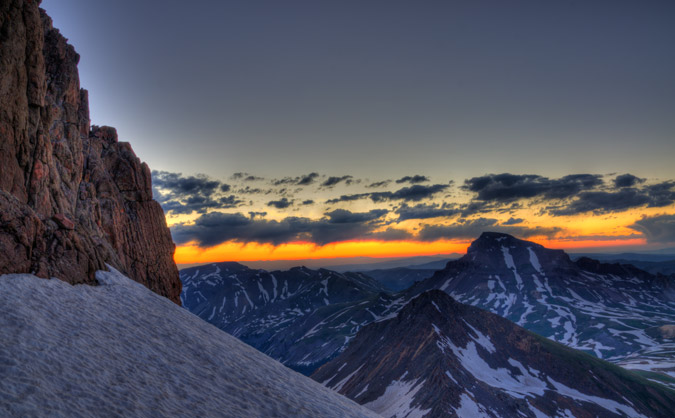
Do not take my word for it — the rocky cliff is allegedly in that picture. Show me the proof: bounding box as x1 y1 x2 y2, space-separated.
0 0 181 303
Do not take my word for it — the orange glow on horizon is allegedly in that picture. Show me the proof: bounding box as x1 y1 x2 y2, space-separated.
170 202 673 265
175 239 471 264
174 236 647 264
527 237 646 251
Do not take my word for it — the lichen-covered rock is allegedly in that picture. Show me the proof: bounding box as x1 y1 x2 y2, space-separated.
0 0 181 304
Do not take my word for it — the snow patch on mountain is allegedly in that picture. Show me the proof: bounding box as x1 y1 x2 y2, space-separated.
528 247 544 275
363 376 430 418
501 245 524 290
547 377 646 418
455 393 490 417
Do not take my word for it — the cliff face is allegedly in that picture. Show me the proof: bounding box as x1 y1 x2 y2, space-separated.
0 0 181 304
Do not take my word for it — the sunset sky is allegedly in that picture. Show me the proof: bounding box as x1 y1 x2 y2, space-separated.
43 0 675 265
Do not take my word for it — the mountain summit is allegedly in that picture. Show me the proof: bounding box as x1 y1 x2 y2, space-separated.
413 232 675 365
312 290 675 417
465 232 571 271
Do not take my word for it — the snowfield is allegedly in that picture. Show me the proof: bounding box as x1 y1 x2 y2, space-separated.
0 269 378 418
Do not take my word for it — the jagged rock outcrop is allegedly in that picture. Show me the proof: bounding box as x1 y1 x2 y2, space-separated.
0 0 181 303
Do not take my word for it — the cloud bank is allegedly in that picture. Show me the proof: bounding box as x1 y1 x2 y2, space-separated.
153 170 675 248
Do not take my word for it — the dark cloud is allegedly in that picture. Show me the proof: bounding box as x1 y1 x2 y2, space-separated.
458 201 524 217
158 194 244 215
267 198 293 209
645 181 675 207
394 203 459 221
219 195 244 207
325 209 387 223
502 217 524 225
614 174 645 188
298 172 320 185
171 209 390 246
248 211 267 219
152 170 240 215
459 172 675 216
326 184 449 204
463 173 603 202
396 175 430 184
325 184 449 204
237 187 264 194
326 193 370 204
301 199 315 205
366 180 391 188
370 227 413 241
418 218 561 241
549 189 651 216
272 172 320 186
321 175 353 187
628 214 675 244
230 172 264 181
153 170 221 196
372 184 450 202
549 181 675 216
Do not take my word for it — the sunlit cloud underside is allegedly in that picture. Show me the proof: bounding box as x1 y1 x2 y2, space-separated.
155 171 675 264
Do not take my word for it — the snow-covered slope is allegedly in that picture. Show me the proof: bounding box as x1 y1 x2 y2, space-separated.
180 262 390 373
180 234 675 385
411 232 675 385
0 269 378 417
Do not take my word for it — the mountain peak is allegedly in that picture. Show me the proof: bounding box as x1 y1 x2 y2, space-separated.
313 283 675 418
398 289 460 318
469 231 539 252
463 231 571 271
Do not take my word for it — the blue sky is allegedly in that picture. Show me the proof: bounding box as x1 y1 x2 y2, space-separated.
42 1 675 259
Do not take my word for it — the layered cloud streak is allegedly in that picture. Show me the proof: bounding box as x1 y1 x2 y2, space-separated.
154 171 675 248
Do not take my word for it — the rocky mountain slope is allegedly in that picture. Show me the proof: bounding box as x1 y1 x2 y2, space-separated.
181 262 392 373
183 233 675 383
412 233 675 377
0 269 378 418
0 0 180 303
355 267 438 291
312 290 675 418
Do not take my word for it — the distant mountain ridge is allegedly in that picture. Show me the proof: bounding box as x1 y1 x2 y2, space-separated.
571 251 675 263
312 290 675 417
324 255 458 272
181 232 675 382
180 262 392 373
357 267 438 291
411 233 675 367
